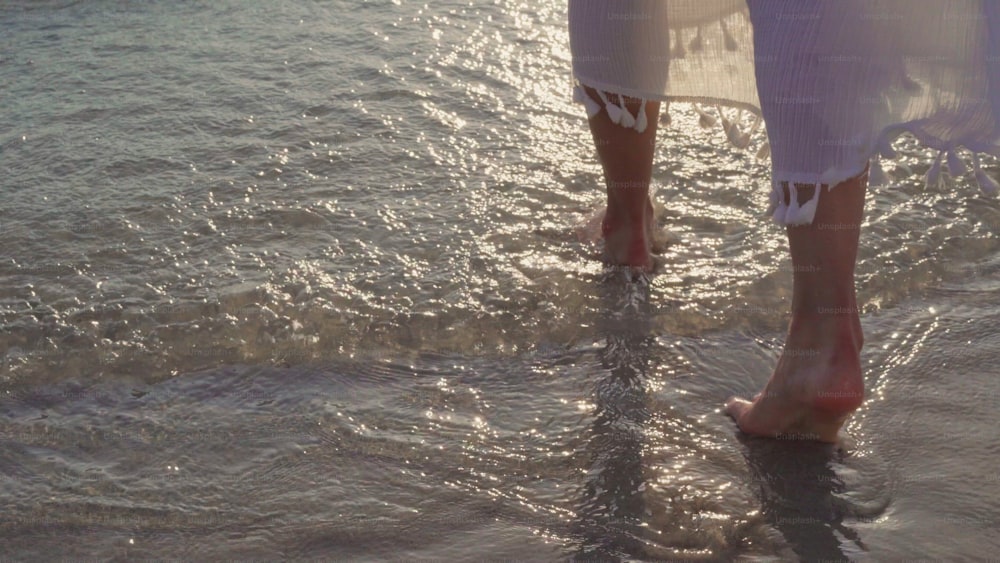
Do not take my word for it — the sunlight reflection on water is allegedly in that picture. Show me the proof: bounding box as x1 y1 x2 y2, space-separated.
1 0 999 559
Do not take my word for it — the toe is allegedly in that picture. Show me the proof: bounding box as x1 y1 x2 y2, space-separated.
725 396 773 438
724 396 752 421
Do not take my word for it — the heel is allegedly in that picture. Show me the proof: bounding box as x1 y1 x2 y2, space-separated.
791 406 854 443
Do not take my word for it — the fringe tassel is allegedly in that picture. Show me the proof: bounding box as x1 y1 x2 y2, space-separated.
720 19 738 51
973 153 1000 195
573 82 647 133
770 181 787 223
672 29 686 58
721 109 754 149
790 183 822 226
924 150 944 189
770 181 821 226
694 104 716 129
689 26 704 52
617 94 637 129
574 85 602 118
596 90 623 125
766 179 782 218
785 181 801 222
756 141 771 161
635 100 648 133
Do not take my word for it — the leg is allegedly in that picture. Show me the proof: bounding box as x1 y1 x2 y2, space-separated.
583 87 661 271
725 170 867 443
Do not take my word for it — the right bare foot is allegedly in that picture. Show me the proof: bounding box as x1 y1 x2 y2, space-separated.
726 314 864 443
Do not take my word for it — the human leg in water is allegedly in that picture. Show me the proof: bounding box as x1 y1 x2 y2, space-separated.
726 170 868 443
581 86 662 272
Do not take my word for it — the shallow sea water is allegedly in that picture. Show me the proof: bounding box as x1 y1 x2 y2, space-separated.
2 0 1000 560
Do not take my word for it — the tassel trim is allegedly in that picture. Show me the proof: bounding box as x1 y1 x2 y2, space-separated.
769 181 822 226
571 81 1000 224
572 80 767 150
573 82 649 133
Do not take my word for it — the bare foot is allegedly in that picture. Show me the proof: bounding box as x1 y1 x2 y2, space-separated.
577 198 673 254
725 316 864 443
601 197 657 271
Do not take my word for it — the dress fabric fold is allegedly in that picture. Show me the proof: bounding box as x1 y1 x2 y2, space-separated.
569 0 1000 225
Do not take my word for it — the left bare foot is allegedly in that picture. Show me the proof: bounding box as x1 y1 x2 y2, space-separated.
726 315 864 443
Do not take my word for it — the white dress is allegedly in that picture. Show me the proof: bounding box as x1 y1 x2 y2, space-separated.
569 0 1000 225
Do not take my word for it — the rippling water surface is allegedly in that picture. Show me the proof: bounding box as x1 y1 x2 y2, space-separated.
2 0 1000 559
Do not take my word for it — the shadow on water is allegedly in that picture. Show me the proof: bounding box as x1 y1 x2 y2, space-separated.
737 436 865 562
567 271 865 561
570 272 655 561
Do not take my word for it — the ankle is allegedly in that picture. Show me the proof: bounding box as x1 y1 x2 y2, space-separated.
778 312 864 411
601 196 655 266
785 303 863 361
602 227 652 269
